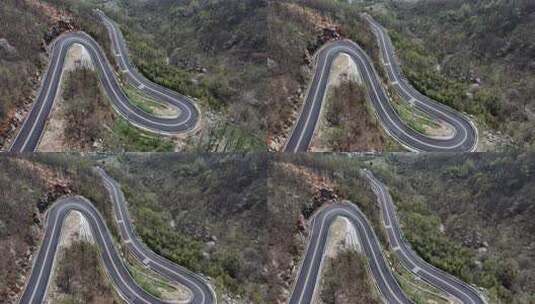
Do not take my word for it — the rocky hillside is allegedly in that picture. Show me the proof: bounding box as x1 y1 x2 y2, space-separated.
0 154 115 303
0 0 112 150
267 0 391 151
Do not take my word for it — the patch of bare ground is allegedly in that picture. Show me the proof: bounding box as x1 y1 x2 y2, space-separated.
423 119 455 139
324 217 360 259
476 128 514 152
151 103 179 118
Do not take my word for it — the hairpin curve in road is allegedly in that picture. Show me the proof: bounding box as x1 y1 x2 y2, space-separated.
289 170 486 304
9 10 200 152
284 15 477 153
19 168 216 304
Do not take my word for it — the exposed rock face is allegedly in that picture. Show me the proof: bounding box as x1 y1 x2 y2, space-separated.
44 19 75 45
37 182 72 213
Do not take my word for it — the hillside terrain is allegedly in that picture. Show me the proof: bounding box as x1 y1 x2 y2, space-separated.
0 0 267 151
267 0 407 151
374 153 535 303
1 153 535 303
102 154 270 302
0 154 117 303
268 0 535 151
100 0 268 151
0 0 112 150
368 0 535 150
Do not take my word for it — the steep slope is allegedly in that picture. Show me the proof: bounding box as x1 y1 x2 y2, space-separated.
373 0 535 150
375 153 535 303
104 0 269 151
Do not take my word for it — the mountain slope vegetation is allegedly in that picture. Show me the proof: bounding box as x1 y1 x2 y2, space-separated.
104 0 268 151
370 0 535 150
374 153 535 303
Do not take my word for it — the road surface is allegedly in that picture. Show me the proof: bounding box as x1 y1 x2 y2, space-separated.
19 168 215 304
9 10 199 152
289 170 485 304
284 15 477 152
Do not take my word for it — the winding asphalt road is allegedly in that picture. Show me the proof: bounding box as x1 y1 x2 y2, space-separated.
19 168 215 304
289 170 485 304
9 10 199 152
284 15 477 152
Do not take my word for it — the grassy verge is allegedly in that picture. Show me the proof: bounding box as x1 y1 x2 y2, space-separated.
125 254 181 300
122 85 155 115
390 95 441 135
388 251 451 304
103 118 175 152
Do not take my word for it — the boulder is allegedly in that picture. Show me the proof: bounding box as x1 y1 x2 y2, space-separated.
0 38 17 58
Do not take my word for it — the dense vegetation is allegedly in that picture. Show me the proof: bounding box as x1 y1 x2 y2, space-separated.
369 0 535 149
103 0 268 151
322 79 392 151
104 154 270 302
374 153 535 303
62 68 108 149
320 250 381 304
54 241 117 303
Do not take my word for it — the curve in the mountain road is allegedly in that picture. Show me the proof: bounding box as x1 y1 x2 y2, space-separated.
284 15 477 152
19 168 216 304
9 10 199 152
289 169 486 304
